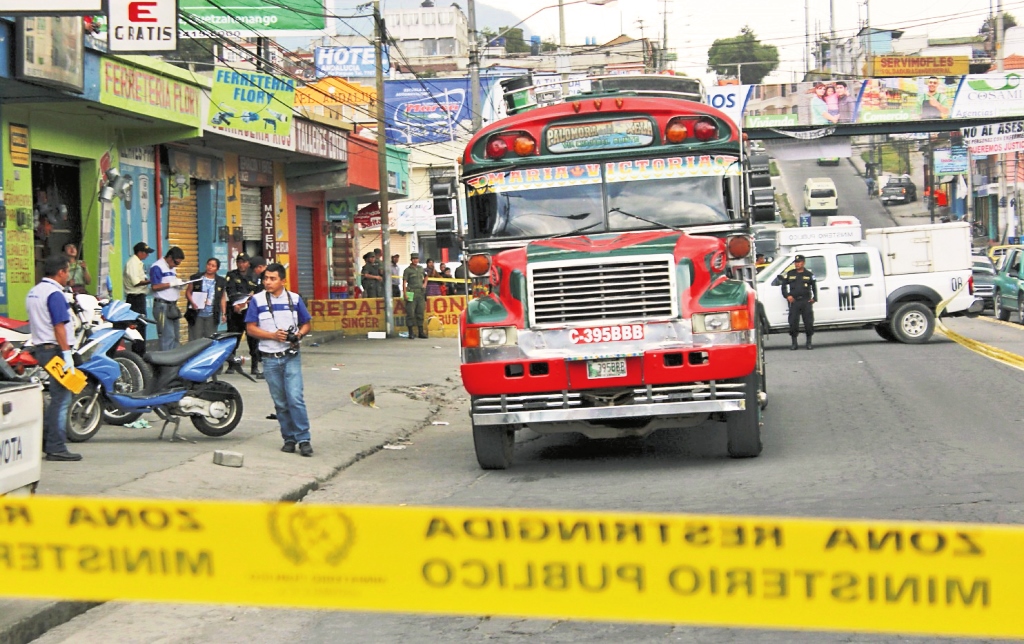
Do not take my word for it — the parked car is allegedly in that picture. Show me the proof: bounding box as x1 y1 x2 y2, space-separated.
816 157 840 166
992 246 1024 321
972 255 996 311
881 176 918 204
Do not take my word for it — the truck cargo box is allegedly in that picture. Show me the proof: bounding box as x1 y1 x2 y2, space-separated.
862 222 972 276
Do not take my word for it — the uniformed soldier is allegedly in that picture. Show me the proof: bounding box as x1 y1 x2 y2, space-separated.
402 252 428 339
780 254 818 350
360 252 383 298
225 253 265 377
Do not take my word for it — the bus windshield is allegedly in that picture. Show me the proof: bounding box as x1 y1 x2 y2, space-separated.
466 154 738 240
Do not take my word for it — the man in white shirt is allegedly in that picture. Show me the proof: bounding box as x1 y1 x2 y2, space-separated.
245 263 314 456
150 246 185 351
124 241 154 316
27 255 80 461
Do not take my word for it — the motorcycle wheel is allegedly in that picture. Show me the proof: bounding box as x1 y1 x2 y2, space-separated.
190 381 244 437
67 386 103 442
102 350 154 426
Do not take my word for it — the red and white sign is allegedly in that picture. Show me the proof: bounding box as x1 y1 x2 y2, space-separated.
355 202 382 227
569 324 645 344
107 0 178 53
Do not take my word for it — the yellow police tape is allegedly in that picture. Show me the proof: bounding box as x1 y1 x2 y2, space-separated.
1 496 1022 639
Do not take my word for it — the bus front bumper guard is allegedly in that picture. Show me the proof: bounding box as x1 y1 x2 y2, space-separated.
472 399 745 426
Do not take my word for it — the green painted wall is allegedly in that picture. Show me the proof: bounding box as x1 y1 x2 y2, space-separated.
1 105 124 318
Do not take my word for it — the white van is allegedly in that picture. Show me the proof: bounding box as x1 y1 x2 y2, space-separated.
803 178 838 217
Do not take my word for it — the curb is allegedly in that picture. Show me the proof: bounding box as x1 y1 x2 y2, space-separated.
0 353 463 644
0 602 100 644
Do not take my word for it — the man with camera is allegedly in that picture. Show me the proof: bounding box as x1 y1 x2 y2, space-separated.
244 263 314 456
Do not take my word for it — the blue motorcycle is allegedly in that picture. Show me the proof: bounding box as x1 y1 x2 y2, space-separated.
67 322 247 442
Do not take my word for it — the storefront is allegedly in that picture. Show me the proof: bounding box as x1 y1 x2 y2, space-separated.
1 35 202 317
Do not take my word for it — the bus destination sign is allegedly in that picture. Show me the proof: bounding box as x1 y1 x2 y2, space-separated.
546 118 654 154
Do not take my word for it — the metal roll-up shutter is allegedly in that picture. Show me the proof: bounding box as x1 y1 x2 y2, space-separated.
295 207 315 300
241 187 262 241
168 179 199 335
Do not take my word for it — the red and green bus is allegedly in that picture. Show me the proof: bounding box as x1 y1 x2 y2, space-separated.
451 76 773 469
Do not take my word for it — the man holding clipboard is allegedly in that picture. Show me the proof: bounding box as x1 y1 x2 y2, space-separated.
225 253 266 379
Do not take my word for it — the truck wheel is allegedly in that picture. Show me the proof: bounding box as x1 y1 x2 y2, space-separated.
727 372 763 458
874 323 898 342
472 422 514 470
891 302 935 343
995 290 1011 321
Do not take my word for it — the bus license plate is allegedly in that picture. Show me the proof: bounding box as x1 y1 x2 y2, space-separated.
587 359 627 379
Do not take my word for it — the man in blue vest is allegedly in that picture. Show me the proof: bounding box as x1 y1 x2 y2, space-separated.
27 255 80 461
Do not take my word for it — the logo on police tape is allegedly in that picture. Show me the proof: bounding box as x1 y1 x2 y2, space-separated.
268 507 355 565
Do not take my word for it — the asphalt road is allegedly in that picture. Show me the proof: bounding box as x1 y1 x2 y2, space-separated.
772 155 898 231
33 317 1024 643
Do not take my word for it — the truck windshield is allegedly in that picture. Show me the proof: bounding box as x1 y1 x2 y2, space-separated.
467 155 736 240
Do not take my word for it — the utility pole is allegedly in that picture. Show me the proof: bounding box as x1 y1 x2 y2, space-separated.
373 0 394 336
468 0 481 130
559 0 566 47
998 0 1011 241
804 0 810 75
663 0 671 72
865 0 872 77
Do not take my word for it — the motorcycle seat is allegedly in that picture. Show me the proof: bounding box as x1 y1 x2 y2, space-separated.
145 339 214 366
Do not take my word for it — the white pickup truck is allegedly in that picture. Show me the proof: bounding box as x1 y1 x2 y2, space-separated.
0 366 43 496
757 222 981 343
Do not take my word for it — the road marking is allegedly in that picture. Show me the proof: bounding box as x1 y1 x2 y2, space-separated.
937 321 1024 372
0 496 1022 638
977 316 1024 331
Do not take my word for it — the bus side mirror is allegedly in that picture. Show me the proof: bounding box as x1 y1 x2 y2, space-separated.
435 215 457 249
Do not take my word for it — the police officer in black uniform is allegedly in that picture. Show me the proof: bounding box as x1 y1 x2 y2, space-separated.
225 253 265 376
781 254 818 350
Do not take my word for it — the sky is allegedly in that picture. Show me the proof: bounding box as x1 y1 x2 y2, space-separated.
499 0 1023 84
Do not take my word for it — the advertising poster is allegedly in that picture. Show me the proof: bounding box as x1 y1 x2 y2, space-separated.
209 67 296 137
715 73 1024 130
384 79 471 144
15 17 84 92
741 80 865 127
315 46 388 79
934 146 969 175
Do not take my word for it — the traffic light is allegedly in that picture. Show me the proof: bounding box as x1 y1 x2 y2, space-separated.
431 179 455 216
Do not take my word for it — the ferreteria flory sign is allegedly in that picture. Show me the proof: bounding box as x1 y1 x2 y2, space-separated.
209 67 296 137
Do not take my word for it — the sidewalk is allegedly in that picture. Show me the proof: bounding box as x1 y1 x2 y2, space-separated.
846 153 965 229
0 335 464 644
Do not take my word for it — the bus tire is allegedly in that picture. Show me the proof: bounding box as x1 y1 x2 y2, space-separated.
727 372 763 458
473 421 514 470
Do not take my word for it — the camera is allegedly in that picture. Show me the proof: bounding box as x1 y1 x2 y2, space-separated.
285 326 302 355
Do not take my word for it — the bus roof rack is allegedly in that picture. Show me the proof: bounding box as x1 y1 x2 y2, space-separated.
499 74 706 115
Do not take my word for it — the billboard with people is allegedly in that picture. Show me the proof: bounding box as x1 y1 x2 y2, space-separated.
706 72 1024 129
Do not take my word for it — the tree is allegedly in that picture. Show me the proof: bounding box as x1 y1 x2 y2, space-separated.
706 26 779 85
980 12 1018 36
